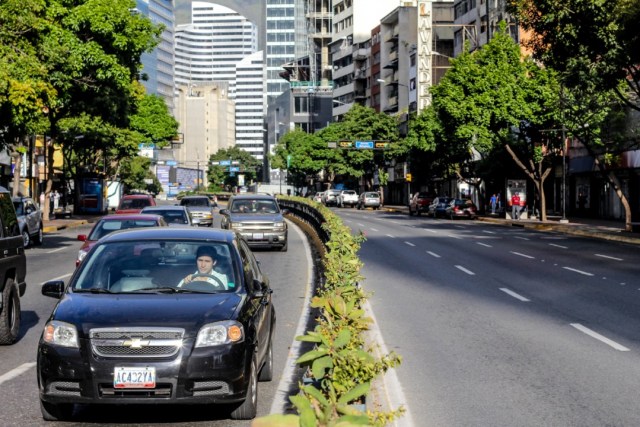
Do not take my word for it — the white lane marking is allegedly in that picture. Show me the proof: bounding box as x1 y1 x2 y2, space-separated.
404 242 416 247
570 323 630 352
482 230 497 234
455 265 475 275
510 251 535 259
386 234 395 239
476 242 492 248
0 362 36 386
595 254 623 261
424 229 437 233
499 288 530 302
357 223 365 227
447 234 463 240
549 243 568 249
389 221 400 225
426 251 441 258
454 225 465 229
370 228 379 232
46 247 67 254
271 223 316 414
514 236 530 241
363 301 416 427
41 273 72 285
563 266 594 276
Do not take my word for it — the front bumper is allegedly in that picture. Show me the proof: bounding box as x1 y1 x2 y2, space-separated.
238 230 287 248
38 340 252 405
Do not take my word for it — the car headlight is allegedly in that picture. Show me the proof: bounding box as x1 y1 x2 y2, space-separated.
231 222 244 230
274 221 285 230
196 321 244 347
43 320 79 348
77 249 88 263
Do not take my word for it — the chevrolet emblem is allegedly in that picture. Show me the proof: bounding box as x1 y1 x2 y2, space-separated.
122 338 150 349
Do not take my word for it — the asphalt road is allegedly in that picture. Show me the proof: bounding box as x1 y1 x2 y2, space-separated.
335 207 640 427
0 214 312 426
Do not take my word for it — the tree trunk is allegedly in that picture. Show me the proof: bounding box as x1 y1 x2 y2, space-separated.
11 150 22 197
589 149 633 232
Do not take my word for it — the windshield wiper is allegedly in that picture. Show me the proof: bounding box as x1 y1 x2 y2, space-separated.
131 287 210 294
73 288 113 294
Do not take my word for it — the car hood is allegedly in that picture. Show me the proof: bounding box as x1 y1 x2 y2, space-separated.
53 293 244 337
184 206 212 212
229 213 282 222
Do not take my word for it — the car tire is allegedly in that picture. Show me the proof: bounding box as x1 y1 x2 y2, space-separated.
258 335 274 382
40 399 74 421
280 240 288 252
230 357 258 420
21 229 30 248
0 280 20 344
34 226 43 245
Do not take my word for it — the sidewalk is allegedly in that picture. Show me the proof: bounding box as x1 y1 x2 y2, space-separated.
43 214 99 233
381 205 640 245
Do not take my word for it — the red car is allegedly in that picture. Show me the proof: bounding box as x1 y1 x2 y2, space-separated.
76 214 167 266
115 194 156 214
409 192 434 216
445 198 478 220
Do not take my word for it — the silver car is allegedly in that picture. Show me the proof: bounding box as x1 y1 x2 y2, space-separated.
13 196 43 247
140 205 194 227
219 194 288 251
356 192 381 210
179 195 215 227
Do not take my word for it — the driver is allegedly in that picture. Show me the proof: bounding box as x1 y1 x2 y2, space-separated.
178 246 228 290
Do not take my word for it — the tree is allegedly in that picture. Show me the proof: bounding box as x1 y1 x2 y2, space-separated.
508 0 640 111
271 129 327 189
119 156 161 195
208 147 261 190
430 24 562 220
129 93 179 149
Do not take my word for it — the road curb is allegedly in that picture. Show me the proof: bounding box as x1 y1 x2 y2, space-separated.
43 219 89 233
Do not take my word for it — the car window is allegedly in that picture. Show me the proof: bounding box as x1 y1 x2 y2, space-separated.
120 198 152 209
89 219 160 240
13 202 24 216
181 198 210 207
73 241 239 293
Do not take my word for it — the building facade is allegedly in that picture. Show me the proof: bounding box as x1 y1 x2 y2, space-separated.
235 51 266 160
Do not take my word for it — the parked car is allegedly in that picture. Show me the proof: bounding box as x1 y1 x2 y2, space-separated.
219 194 288 251
337 190 358 208
356 191 381 210
76 214 168 267
427 197 453 218
115 194 156 214
312 192 324 203
0 187 27 345
141 205 194 227
321 189 341 206
38 227 275 421
13 196 43 247
408 192 434 217
445 198 478 220
179 195 216 227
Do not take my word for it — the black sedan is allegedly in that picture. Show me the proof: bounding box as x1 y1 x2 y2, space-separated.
37 228 275 422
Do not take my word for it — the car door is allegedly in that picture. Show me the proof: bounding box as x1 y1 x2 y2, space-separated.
25 200 39 234
238 240 272 364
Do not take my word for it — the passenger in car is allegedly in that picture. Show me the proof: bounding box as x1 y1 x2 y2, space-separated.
178 246 228 290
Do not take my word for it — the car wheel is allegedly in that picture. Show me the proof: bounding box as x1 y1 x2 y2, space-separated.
280 240 288 252
34 226 43 245
258 335 274 382
21 229 30 248
0 279 20 344
230 357 258 420
40 400 73 421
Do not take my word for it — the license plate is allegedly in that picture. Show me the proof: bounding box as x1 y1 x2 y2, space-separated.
114 367 156 388
252 233 264 240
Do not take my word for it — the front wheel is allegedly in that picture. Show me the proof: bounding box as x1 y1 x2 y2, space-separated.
0 279 21 344
259 337 274 381
34 226 43 245
21 229 30 248
230 358 258 420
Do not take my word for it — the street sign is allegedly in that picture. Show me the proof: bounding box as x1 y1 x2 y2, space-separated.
287 155 291 168
375 141 390 149
328 142 337 148
232 161 240 165
229 166 240 172
219 160 231 166
355 140 374 149
338 141 353 148
211 161 220 165
166 160 177 166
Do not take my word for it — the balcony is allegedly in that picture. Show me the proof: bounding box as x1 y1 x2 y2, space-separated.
353 48 368 61
354 69 367 80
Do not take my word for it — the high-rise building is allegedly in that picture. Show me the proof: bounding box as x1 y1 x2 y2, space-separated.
174 1 258 96
136 0 176 111
235 51 266 160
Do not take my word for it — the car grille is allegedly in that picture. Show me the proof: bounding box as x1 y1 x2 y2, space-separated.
99 384 172 398
46 381 82 397
190 380 230 396
90 327 185 358
237 221 278 230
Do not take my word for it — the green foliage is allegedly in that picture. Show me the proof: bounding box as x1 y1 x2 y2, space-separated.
119 155 161 194
129 94 178 148
208 146 261 189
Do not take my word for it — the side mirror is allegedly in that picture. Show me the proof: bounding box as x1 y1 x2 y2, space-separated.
77 234 87 242
281 209 289 215
219 209 229 216
42 280 65 299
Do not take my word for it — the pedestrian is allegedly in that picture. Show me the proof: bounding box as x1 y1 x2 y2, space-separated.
53 190 60 210
511 192 521 220
39 192 45 209
490 193 497 214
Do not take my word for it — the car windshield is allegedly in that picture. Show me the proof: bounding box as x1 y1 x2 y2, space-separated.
150 210 188 224
72 240 239 294
88 219 159 241
181 198 210 207
365 192 379 198
343 191 356 195
120 198 151 209
230 199 278 214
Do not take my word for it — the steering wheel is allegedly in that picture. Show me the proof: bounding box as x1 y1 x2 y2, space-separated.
189 273 226 290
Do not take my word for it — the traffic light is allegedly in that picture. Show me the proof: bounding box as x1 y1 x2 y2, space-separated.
406 173 412 182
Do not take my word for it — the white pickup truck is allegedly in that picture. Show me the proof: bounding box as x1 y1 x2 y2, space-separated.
337 190 358 208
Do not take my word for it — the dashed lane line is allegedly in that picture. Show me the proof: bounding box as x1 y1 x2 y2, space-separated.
499 288 530 302
426 251 441 258
563 266 594 276
570 323 630 352
549 243 568 249
476 242 493 248
455 265 475 275
510 251 535 259
404 242 416 247
595 254 623 261
0 362 36 386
